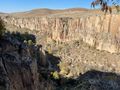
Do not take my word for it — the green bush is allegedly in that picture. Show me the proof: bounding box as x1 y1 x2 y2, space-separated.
51 71 60 80
28 40 34 45
23 39 35 46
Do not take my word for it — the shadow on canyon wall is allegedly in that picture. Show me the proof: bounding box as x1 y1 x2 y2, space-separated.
59 70 120 90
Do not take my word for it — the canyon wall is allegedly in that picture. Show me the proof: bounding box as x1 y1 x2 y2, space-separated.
2 14 120 53
0 34 54 90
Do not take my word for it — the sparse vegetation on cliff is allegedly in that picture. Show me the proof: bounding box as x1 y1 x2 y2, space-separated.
51 71 60 80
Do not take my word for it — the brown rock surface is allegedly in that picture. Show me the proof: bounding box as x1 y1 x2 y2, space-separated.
2 13 120 53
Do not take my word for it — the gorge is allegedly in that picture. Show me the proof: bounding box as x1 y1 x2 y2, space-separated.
0 8 120 90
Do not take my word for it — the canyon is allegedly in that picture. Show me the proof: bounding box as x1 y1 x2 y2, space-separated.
1 8 120 90
2 10 120 53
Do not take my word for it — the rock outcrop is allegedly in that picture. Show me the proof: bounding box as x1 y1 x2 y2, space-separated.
2 14 120 53
0 33 54 90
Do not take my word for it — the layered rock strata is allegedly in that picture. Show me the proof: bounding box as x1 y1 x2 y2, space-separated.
2 14 120 53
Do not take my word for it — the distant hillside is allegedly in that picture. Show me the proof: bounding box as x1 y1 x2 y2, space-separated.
0 6 119 18
0 12 7 16
9 8 89 17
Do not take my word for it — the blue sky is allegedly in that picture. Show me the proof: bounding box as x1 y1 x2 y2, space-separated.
0 0 93 13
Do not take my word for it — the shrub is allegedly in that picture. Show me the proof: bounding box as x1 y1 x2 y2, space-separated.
46 44 52 54
47 47 52 54
23 39 35 46
27 40 34 46
51 71 60 80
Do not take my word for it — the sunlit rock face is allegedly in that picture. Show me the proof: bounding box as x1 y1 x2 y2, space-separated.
2 14 120 53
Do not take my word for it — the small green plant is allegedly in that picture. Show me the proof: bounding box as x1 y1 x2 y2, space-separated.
51 71 60 80
27 40 34 46
48 47 52 54
46 44 53 54
23 39 35 46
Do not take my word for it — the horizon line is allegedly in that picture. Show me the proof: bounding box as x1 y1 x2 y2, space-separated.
0 7 93 13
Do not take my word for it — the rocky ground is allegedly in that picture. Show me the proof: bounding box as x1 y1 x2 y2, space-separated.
50 40 120 77
44 38 120 90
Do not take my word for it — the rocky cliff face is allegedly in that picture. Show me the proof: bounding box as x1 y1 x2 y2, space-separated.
0 36 37 90
2 14 120 53
0 33 55 90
